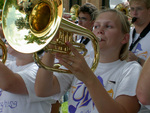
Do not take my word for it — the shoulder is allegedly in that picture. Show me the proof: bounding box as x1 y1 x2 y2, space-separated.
5 60 16 68
27 62 39 69
123 61 142 70
121 61 142 78
109 60 142 81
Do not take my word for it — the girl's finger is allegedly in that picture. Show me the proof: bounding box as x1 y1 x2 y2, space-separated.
66 42 81 57
56 53 75 62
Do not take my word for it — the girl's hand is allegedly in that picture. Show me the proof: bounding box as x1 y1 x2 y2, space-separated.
55 42 94 82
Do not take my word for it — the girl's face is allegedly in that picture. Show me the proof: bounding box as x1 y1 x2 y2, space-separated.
93 12 128 53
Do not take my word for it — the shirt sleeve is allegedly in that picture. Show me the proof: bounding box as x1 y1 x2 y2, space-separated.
54 71 74 100
115 62 142 98
18 63 56 103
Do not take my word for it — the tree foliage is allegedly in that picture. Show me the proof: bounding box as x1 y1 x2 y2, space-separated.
0 0 4 9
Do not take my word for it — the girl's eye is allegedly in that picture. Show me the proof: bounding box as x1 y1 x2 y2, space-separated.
106 25 112 28
94 25 100 29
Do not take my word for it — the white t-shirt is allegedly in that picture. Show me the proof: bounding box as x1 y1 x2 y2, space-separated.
85 40 94 59
0 60 56 113
54 58 142 113
129 27 150 61
145 105 150 110
129 26 150 112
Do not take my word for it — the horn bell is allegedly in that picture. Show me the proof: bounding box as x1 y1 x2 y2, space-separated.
2 0 100 73
2 0 63 53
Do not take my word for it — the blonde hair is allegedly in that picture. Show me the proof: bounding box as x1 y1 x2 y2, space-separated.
97 9 130 60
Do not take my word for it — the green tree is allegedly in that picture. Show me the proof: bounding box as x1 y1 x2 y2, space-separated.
0 0 4 9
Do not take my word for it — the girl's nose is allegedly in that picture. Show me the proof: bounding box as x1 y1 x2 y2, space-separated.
98 27 105 34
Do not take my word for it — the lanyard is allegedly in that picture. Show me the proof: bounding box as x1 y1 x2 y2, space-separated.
129 23 150 51
80 36 90 45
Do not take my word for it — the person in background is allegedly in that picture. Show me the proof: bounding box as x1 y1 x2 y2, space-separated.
77 3 98 59
35 9 141 113
0 44 56 113
78 3 98 32
127 1 150 112
128 0 150 66
64 3 98 58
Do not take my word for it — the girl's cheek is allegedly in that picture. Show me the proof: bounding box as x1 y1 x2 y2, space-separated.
93 30 97 35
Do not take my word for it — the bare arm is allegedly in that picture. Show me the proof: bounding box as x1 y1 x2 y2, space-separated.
85 75 140 113
56 42 140 113
0 62 28 94
136 56 150 105
35 52 60 97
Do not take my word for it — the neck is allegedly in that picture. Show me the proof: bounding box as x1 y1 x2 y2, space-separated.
99 50 120 63
16 55 34 66
134 21 150 33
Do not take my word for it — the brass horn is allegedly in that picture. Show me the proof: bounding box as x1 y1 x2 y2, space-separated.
63 4 80 22
114 2 134 25
2 0 99 73
69 4 80 22
115 2 129 16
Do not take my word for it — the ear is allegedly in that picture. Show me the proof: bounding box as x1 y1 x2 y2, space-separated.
121 33 129 44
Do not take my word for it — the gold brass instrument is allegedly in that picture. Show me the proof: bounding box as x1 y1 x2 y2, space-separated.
115 2 137 24
70 4 80 22
2 0 99 73
115 2 129 16
114 2 134 25
63 4 80 22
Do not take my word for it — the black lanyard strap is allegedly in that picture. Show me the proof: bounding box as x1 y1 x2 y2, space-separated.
129 23 150 51
80 36 90 45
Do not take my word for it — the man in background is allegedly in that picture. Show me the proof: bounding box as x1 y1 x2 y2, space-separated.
128 0 150 66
